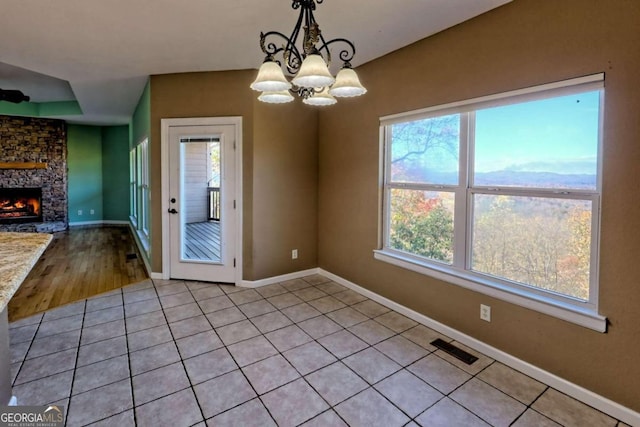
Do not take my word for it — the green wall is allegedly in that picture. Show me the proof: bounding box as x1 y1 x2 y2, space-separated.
67 124 130 223
0 100 82 118
131 79 150 147
68 125 103 223
102 125 130 221
129 78 151 262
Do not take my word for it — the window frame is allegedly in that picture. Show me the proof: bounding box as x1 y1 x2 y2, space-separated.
138 138 150 239
376 74 606 332
130 137 150 253
129 147 138 226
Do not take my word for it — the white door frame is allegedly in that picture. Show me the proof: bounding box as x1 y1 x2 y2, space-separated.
161 117 243 284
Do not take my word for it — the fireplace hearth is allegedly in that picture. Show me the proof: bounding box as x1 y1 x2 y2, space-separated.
0 188 43 224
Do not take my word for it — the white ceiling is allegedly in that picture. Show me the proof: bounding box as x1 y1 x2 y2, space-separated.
0 0 511 125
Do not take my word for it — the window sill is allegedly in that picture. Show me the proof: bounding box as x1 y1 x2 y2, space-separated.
136 230 150 254
129 218 149 256
373 249 607 332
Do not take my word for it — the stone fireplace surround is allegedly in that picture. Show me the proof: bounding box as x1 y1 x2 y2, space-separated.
0 115 68 232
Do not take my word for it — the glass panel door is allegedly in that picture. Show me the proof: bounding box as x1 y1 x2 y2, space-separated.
168 121 237 283
180 136 222 263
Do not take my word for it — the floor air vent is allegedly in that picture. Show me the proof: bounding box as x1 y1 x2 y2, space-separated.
431 338 478 365
126 253 138 260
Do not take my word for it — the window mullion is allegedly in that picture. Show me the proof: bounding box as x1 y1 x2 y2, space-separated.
588 194 601 307
453 111 471 269
382 126 393 249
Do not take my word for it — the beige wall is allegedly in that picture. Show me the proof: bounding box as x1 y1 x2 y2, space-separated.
318 0 640 412
150 70 318 280
252 100 318 278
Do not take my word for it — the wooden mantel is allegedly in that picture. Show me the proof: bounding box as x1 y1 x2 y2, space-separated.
0 162 47 170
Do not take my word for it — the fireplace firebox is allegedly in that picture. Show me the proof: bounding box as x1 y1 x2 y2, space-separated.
0 188 43 224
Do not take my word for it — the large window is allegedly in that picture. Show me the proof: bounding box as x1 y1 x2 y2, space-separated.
377 75 604 330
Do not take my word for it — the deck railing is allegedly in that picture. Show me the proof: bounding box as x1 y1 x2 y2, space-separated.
207 187 221 221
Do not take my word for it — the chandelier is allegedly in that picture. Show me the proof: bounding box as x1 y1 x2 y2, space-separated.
250 0 367 106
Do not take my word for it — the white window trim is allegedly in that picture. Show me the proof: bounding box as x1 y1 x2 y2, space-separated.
376 74 607 332
129 148 138 226
130 138 150 255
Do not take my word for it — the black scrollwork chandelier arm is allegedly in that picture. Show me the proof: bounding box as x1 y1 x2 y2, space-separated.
317 37 356 68
258 0 356 76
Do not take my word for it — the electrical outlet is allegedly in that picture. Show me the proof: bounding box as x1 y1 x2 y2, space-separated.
480 304 491 322
292 249 298 259
78 210 82 216
90 209 95 215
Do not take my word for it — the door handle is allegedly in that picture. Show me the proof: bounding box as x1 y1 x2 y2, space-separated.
168 208 179 214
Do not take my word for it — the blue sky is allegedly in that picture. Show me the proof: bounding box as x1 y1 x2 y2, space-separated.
474 90 600 174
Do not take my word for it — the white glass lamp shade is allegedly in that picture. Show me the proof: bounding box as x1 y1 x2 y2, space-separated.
329 67 367 97
250 61 292 92
302 87 337 106
292 54 335 88
258 90 295 104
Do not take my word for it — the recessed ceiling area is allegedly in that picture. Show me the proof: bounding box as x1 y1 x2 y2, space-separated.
0 0 511 125
0 62 75 103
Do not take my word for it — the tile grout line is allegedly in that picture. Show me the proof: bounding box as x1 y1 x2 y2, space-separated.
10 313 45 390
12 279 465 425
249 280 417 418
184 280 282 426
65 299 87 427
160 280 337 424
155 278 228 426
518 385 556 426
293 276 422 425
216 278 420 425
9 274 624 426
120 287 139 427
206 279 344 426
33 279 396 424
52 291 130 426
241 293 347 426
252 279 496 425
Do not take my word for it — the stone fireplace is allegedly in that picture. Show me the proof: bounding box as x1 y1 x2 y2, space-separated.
0 115 68 232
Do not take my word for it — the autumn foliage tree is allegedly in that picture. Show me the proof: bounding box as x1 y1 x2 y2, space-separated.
471 196 591 299
390 189 454 263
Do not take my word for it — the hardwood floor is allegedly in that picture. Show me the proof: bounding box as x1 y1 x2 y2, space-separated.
8 225 148 322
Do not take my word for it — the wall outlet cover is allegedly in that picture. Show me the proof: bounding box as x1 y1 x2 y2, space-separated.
480 304 491 322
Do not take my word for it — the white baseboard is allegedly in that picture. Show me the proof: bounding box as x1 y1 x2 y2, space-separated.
69 220 129 227
240 268 320 288
318 268 640 427
149 272 164 280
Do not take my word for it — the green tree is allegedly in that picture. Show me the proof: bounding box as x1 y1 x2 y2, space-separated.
390 189 454 263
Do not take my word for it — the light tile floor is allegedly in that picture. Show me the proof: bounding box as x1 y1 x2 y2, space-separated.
7 274 629 427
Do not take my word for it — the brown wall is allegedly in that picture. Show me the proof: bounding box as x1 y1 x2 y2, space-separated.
252 100 318 278
150 70 318 280
318 0 640 411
